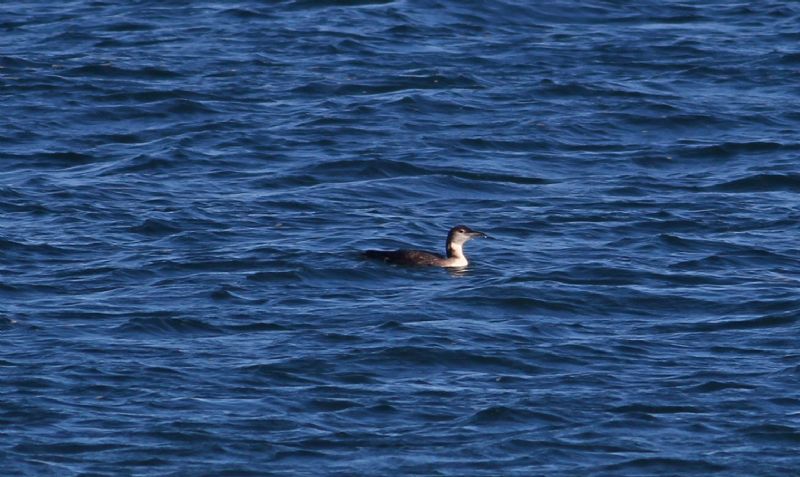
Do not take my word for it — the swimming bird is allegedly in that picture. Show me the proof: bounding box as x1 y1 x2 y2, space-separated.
363 225 488 267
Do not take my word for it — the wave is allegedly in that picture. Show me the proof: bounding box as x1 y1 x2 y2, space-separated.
677 141 793 160
114 316 223 337
127 218 183 236
286 0 394 10
467 405 566 425
708 173 800 193
599 457 727 473
290 73 482 96
263 158 552 189
654 312 799 334
64 64 181 80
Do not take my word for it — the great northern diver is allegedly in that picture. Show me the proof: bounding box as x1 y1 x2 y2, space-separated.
363 225 488 267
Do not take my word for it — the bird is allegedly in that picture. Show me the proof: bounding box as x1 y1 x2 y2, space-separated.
362 225 488 267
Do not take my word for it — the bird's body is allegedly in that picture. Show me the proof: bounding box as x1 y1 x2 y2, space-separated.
363 225 487 268
362 249 457 267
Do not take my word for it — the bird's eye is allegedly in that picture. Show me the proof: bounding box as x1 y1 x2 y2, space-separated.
457 228 465 233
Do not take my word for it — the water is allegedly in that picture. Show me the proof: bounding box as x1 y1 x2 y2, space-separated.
2 1 800 475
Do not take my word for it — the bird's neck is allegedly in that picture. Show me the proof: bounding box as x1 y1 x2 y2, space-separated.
446 242 464 260
443 242 468 267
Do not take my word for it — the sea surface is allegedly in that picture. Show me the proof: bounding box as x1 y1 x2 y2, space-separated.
2 1 800 475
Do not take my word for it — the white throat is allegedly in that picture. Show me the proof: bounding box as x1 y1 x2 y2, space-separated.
444 242 468 267
448 242 464 258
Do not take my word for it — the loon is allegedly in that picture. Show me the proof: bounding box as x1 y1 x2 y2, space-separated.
363 225 488 267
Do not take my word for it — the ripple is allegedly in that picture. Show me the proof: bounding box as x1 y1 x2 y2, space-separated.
115 316 223 337
709 173 800 193
743 424 800 443
611 404 705 414
687 381 757 393
291 73 482 97
678 141 790 160
467 405 566 426
653 312 799 334
599 457 728 473
360 346 544 374
127 218 183 236
64 64 182 80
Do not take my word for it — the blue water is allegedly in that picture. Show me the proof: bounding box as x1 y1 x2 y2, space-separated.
2 1 800 475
